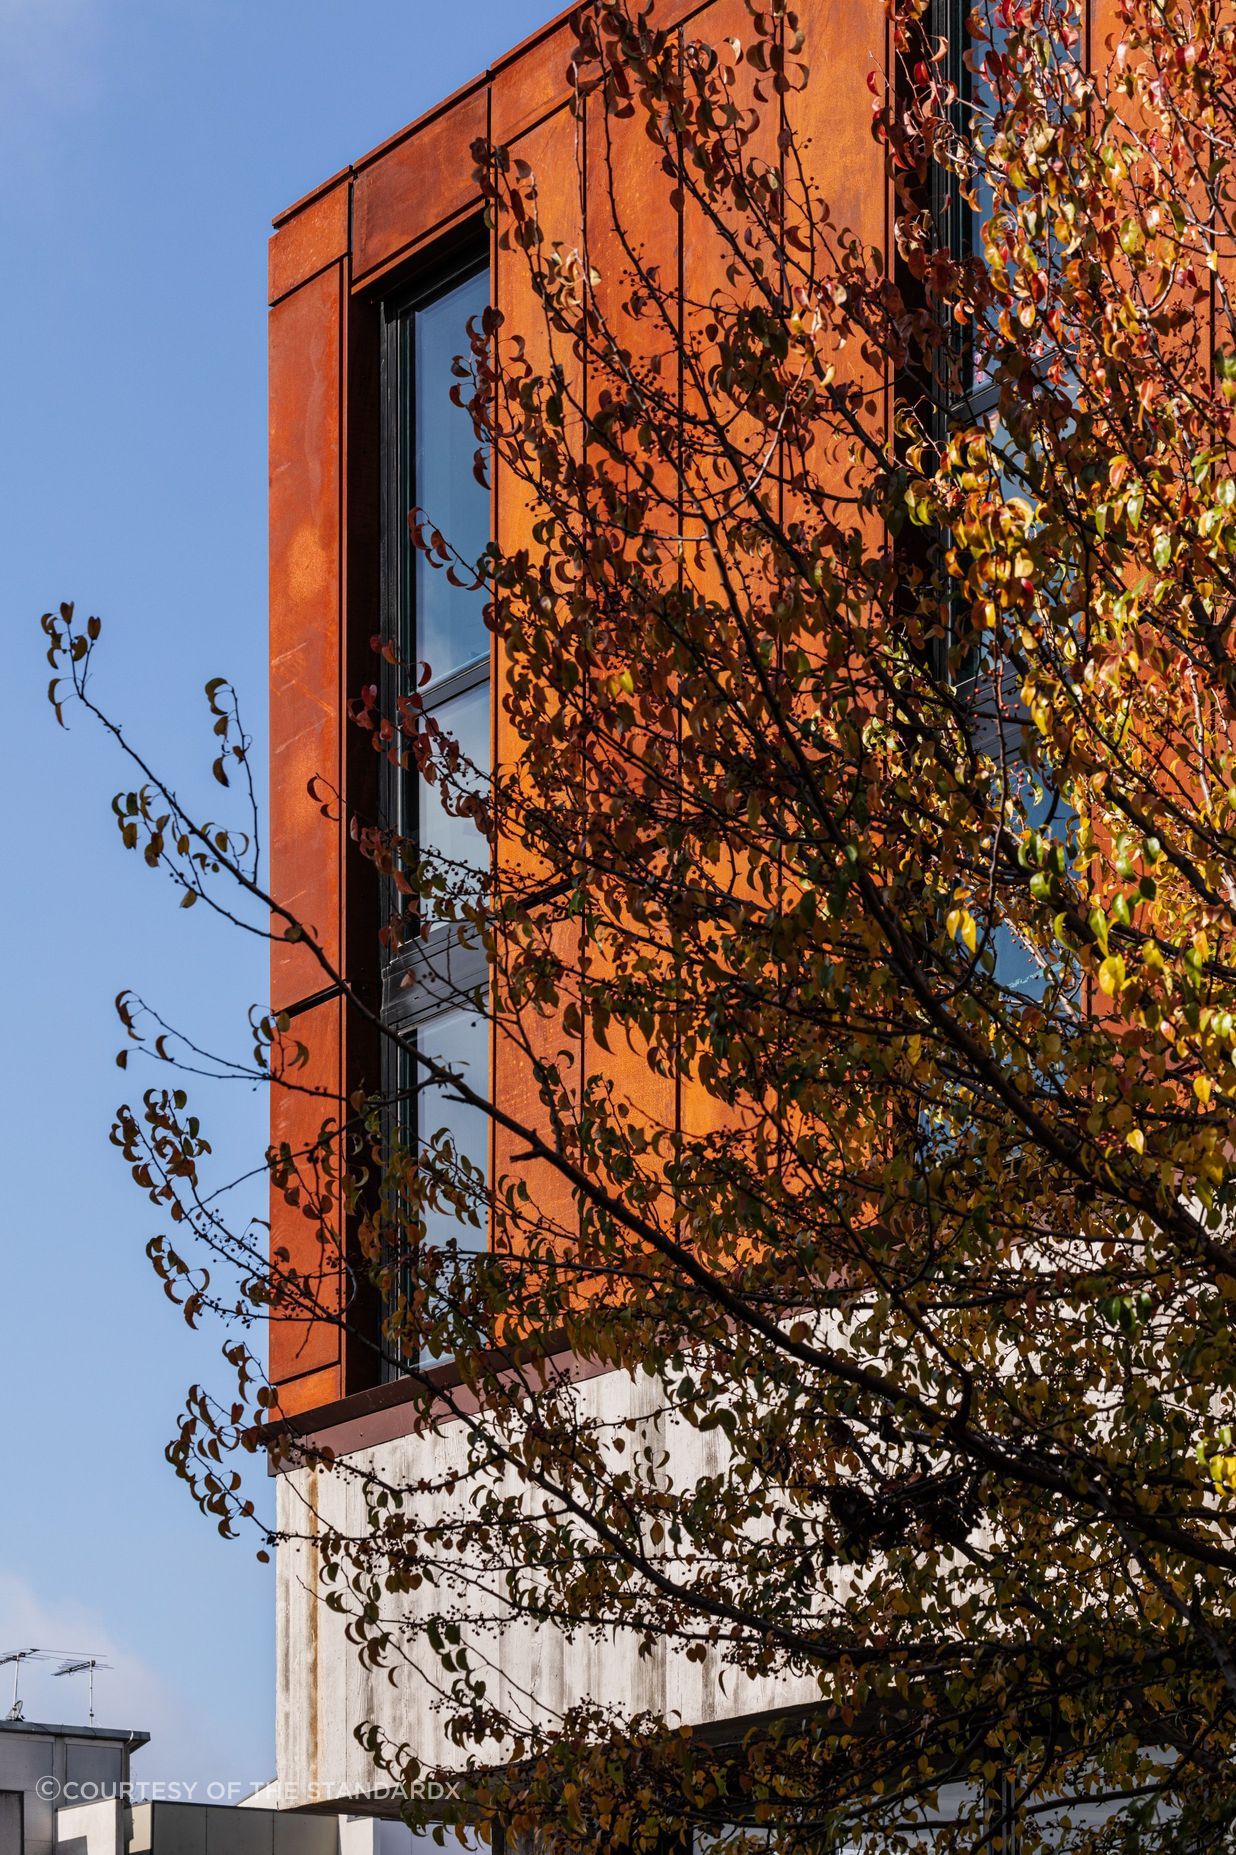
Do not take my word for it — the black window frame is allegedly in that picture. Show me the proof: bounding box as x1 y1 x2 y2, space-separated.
377 234 494 1378
931 0 1010 438
379 235 493 935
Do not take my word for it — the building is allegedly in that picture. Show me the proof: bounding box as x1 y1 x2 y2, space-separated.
0 1713 434 1854
58 1799 426 1855
0 1717 148 1855
263 0 1132 1845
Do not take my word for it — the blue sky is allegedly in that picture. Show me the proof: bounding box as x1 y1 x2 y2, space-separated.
1 0 555 1788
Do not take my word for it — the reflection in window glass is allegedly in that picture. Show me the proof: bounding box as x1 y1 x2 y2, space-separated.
961 0 1078 408
968 0 1010 398
419 676 490 889
390 259 492 905
423 1010 487 1363
989 765 1076 1004
411 267 491 682
388 1006 489 1373
415 1005 490 1259
990 909 1047 999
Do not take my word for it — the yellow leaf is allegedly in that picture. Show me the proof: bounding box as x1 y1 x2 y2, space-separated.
1099 953 1126 995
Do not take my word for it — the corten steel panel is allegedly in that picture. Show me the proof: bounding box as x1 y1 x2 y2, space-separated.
353 88 489 283
785 0 891 550
790 0 889 261
581 29 683 1182
678 0 785 526
269 995 346 1392
1087 0 1120 70
274 1360 349 1423
676 0 791 1152
1077 0 1198 1045
486 0 711 146
269 178 350 306
269 263 346 1404
269 264 344 1012
490 12 579 145
1080 0 1213 396
680 0 788 555
493 100 586 1261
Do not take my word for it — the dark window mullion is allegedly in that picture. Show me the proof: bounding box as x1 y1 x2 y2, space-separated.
419 654 491 715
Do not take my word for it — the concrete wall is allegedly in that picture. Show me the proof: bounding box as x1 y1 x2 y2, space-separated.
275 1362 817 1807
56 1800 124 1855
338 1823 440 1855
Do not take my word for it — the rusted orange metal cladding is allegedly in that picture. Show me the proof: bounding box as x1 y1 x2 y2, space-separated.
266 0 892 1419
268 0 603 1418
271 0 1113 1420
490 82 586 1294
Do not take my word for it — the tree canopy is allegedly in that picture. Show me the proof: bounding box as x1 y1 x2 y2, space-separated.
43 0 1236 1846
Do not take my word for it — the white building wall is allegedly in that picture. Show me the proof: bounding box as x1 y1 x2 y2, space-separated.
56 1799 124 1855
275 1364 817 1808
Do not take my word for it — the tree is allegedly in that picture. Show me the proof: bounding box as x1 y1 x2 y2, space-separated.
42 0 1236 1845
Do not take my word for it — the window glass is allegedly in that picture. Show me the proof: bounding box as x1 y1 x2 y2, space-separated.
416 1003 490 1261
412 266 490 682
989 909 1049 999
969 0 1010 286
386 1005 489 1374
987 765 1078 1004
419 676 491 892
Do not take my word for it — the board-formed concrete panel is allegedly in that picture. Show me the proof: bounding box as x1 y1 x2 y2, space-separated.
275 1362 820 1807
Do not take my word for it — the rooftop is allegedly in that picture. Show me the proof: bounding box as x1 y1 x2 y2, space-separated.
0 1715 151 1746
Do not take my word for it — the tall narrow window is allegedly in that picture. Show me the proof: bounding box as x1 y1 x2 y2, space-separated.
386 254 492 898
927 2 1079 1006
932 0 1017 426
393 1003 491 1365
380 244 492 1376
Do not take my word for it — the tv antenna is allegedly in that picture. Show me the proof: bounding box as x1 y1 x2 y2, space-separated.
0 1649 38 1722
53 1657 110 1725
